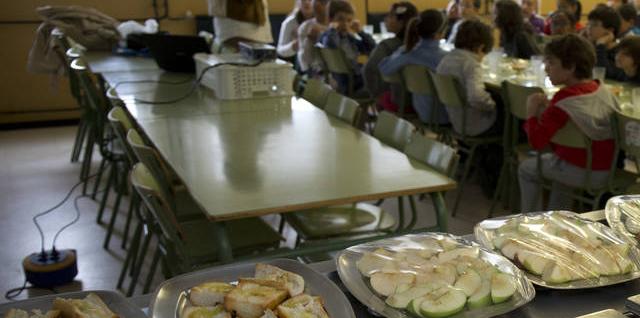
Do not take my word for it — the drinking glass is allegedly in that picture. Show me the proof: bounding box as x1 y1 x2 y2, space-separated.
363 25 374 35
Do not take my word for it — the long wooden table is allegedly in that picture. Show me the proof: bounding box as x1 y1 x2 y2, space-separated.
88 54 456 262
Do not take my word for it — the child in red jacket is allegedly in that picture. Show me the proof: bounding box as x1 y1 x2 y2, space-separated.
518 34 617 212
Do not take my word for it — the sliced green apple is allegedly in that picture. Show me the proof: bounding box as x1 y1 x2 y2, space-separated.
419 287 467 318
370 272 415 297
500 242 520 260
592 248 621 276
433 263 458 285
408 297 426 317
438 247 480 263
453 269 481 296
491 272 516 304
541 262 572 284
522 252 550 275
438 238 459 251
386 284 439 309
467 279 492 309
357 249 395 276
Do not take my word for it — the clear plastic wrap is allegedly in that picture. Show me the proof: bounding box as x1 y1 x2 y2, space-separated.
336 233 535 318
606 195 640 245
475 210 640 289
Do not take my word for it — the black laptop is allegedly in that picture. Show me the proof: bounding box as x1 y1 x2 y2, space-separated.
141 33 210 73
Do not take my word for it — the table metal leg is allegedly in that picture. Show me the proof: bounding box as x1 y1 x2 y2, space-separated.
430 192 448 232
212 221 233 262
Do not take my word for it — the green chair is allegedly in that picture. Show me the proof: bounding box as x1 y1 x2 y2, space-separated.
532 121 615 211
107 107 140 249
489 81 544 216
72 58 130 232
300 78 333 108
429 69 502 217
402 132 460 231
609 111 640 194
401 65 451 141
324 91 360 125
373 111 416 151
381 72 412 118
130 163 282 292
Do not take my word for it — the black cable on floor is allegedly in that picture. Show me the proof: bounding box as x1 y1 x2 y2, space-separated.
4 280 58 301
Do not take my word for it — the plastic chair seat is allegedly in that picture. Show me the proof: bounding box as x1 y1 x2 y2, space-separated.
285 203 396 240
179 217 282 260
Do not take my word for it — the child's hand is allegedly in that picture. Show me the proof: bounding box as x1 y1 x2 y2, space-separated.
350 19 362 33
596 31 615 47
526 93 548 118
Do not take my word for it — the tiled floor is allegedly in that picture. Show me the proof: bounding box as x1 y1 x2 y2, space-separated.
0 124 500 304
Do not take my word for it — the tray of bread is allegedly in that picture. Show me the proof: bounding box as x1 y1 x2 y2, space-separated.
475 210 640 289
0 290 146 318
606 195 640 245
149 258 354 318
336 233 535 318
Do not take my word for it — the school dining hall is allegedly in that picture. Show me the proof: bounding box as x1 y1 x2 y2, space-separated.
2 0 640 317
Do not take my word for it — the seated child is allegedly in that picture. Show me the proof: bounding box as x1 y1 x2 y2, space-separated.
319 0 376 95
587 5 625 80
613 36 640 84
518 34 616 212
436 19 497 137
378 9 449 124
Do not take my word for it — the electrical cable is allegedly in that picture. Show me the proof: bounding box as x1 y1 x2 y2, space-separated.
4 280 58 301
132 60 265 105
112 77 194 90
32 173 97 255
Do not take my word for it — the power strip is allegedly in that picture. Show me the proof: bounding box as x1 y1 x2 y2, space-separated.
22 249 78 288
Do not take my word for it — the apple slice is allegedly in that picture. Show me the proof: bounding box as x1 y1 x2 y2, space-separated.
386 284 441 309
522 252 550 275
357 249 395 276
419 287 467 318
592 247 621 276
433 263 458 285
500 242 520 260
454 269 481 296
467 279 492 309
370 272 415 297
438 238 460 251
438 247 480 263
491 272 516 304
541 262 572 284
408 297 426 317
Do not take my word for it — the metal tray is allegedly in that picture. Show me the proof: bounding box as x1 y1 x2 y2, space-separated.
606 195 640 245
336 233 535 318
475 210 640 289
149 258 355 318
0 290 146 318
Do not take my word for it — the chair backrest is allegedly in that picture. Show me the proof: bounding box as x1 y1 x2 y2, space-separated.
301 78 333 108
428 70 466 108
551 120 589 148
324 91 360 125
373 111 416 150
71 58 108 132
501 81 544 120
127 129 176 201
130 163 185 247
317 45 352 76
404 132 460 177
614 110 640 158
402 65 436 96
107 107 137 164
106 87 125 108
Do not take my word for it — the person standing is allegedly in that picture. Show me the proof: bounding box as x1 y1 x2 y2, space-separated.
297 0 331 76
277 0 314 60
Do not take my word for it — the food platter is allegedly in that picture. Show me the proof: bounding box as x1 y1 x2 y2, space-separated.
475 210 640 289
336 233 535 318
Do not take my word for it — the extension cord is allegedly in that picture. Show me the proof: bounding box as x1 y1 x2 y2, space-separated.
22 249 78 288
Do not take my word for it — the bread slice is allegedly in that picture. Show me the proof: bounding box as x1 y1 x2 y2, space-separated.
189 282 234 306
3 309 29 318
52 293 118 318
181 305 230 318
277 294 330 318
29 310 60 318
259 309 278 318
224 280 288 318
254 263 305 296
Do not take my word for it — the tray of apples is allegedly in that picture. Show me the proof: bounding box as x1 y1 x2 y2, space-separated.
336 233 535 318
475 210 640 289
606 195 640 245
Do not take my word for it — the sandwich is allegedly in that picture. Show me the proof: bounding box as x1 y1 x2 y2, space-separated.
52 293 118 318
254 263 305 297
224 279 288 318
277 294 330 318
181 305 230 318
189 282 234 306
